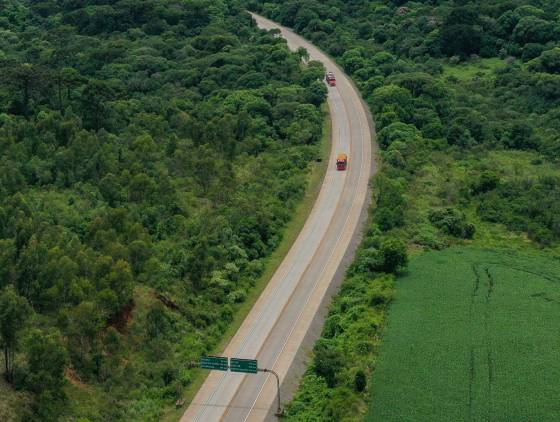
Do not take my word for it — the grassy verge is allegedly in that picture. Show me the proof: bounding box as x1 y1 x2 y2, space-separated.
368 247 560 422
161 104 332 422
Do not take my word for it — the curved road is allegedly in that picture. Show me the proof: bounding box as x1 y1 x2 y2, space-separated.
182 13 374 422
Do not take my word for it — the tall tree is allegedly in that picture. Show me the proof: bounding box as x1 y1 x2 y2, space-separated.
0 286 31 382
3 63 48 118
25 329 68 420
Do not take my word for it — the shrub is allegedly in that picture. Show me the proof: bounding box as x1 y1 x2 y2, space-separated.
313 342 343 388
354 369 367 392
369 284 393 306
412 224 447 250
471 170 500 194
428 207 476 239
379 238 408 273
323 314 344 339
374 174 406 231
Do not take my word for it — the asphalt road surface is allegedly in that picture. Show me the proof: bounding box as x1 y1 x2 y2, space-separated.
181 12 374 422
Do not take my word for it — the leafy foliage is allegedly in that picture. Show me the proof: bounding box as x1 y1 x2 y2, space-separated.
0 1 327 419
249 0 560 420
0 286 30 383
477 176 560 245
428 207 476 239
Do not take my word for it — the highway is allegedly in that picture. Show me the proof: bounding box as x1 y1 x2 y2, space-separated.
181 12 374 422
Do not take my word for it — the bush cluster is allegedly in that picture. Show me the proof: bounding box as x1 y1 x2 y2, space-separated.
428 207 476 239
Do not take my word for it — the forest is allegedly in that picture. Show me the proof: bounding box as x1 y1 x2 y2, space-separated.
0 0 328 420
2 0 560 420
246 0 560 420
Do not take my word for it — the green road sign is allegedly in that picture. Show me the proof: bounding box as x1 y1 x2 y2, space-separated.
200 356 228 371
230 358 258 374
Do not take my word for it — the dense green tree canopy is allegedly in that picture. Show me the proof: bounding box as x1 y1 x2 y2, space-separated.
0 0 327 419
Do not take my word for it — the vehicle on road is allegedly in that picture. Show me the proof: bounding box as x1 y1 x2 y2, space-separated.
325 71 336 86
336 153 348 171
183 13 373 422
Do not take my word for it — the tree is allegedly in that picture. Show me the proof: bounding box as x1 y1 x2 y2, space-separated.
296 46 309 61
378 122 423 149
441 24 482 58
305 80 327 106
374 175 406 230
379 238 408 273
3 63 48 118
504 122 539 150
25 329 68 420
523 43 546 62
106 260 134 310
146 302 172 338
54 67 82 111
370 85 414 119
440 6 482 58
528 48 560 74
0 240 15 289
513 16 555 45
0 286 31 382
341 49 365 73
429 208 476 239
79 80 114 131
64 301 104 377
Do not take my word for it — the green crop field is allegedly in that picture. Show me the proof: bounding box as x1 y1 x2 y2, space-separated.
368 248 560 422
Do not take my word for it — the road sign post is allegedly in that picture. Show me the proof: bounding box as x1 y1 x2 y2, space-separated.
230 358 258 374
200 356 229 371
196 357 283 417
258 368 283 417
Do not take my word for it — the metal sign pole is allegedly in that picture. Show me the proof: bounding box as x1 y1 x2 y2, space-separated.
196 357 284 417
258 368 283 417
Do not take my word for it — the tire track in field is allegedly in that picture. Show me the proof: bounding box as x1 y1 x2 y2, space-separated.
484 267 495 422
468 347 475 421
469 259 560 421
469 263 496 421
484 267 495 302
482 261 560 284
471 264 480 301
468 264 479 421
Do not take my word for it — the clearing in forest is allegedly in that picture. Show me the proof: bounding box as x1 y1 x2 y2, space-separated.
368 248 560 422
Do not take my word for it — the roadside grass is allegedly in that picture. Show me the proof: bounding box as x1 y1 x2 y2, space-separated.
160 104 332 422
367 247 560 422
443 57 505 80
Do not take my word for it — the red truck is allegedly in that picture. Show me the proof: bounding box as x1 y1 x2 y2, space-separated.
336 153 347 171
325 71 336 86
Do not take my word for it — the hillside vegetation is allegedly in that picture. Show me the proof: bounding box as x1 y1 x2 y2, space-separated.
247 0 560 420
0 1 328 420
